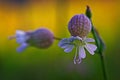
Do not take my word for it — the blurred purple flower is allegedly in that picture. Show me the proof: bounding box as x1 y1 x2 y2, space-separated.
9 28 54 53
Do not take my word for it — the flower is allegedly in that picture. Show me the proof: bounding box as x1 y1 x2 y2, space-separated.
9 28 54 52
58 14 96 64
58 36 97 64
27 28 54 49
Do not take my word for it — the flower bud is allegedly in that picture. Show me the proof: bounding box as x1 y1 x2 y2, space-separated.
68 14 92 38
85 5 92 19
27 28 54 49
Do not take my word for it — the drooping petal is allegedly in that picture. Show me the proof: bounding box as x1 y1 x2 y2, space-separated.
79 46 86 59
16 37 26 44
86 43 97 51
16 43 29 53
58 38 69 47
60 44 70 49
74 47 82 64
58 37 76 49
85 38 95 42
64 45 74 53
85 43 97 55
16 30 27 44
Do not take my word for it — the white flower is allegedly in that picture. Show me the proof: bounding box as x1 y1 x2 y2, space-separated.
58 36 97 64
8 30 29 52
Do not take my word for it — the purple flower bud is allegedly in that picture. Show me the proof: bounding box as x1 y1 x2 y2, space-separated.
68 14 92 38
27 28 54 49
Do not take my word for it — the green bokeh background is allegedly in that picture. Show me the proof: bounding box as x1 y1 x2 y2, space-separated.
0 0 120 80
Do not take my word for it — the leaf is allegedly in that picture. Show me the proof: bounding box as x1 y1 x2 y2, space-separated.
91 26 106 53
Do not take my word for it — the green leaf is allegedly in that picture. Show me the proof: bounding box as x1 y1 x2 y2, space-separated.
91 26 106 53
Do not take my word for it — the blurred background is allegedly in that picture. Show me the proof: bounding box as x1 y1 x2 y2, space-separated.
0 0 120 80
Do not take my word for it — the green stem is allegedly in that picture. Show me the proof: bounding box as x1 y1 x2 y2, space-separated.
92 26 108 80
54 37 62 40
91 26 100 50
85 5 107 80
91 26 107 80
99 53 108 80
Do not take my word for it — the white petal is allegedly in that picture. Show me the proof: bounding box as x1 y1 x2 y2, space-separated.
87 43 97 51
79 46 86 59
85 38 95 42
76 36 82 41
16 38 26 44
16 43 29 53
73 47 82 64
16 30 25 36
58 38 69 47
60 44 70 49
85 43 97 55
58 39 72 49
16 30 26 44
64 45 74 53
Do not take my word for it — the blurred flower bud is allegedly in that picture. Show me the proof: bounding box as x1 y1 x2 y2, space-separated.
27 28 54 49
9 28 54 52
68 14 92 38
85 5 92 19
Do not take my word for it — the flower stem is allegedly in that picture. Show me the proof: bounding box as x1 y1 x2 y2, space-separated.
85 5 107 80
53 37 62 40
99 53 108 80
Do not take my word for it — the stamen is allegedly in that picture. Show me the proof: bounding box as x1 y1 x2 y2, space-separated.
74 47 78 64
8 35 16 40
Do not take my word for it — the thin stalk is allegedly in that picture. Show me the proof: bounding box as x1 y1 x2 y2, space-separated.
91 22 107 80
8 35 16 40
53 37 62 40
91 21 107 80
86 5 107 80
99 53 108 80
92 26 108 80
